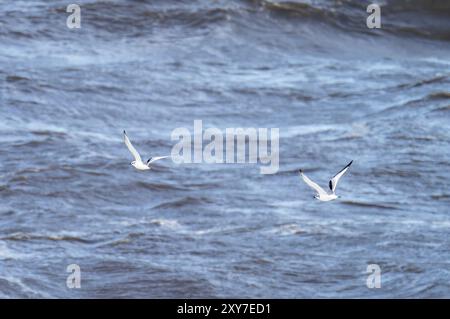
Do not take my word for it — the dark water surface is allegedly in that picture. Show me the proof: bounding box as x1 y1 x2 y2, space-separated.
1 0 450 298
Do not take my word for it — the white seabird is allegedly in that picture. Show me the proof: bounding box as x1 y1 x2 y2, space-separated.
123 130 169 171
299 160 353 201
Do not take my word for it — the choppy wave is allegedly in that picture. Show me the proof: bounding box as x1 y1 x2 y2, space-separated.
0 242 22 260
340 200 399 210
135 181 185 191
152 196 214 210
1 0 448 42
249 0 450 41
0 275 52 298
1 0 450 299
0 232 95 244
268 223 305 236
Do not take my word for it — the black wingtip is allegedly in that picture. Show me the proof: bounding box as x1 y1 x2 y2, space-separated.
348 160 353 166
123 130 126 135
299 169 303 174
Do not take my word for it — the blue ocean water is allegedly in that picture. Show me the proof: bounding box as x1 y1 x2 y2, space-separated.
0 0 450 298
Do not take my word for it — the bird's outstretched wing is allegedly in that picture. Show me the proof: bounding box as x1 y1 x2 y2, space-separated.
147 156 169 164
299 170 328 196
123 130 143 163
329 160 353 192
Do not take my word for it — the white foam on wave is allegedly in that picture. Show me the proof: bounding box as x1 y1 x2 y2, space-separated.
0 274 52 298
0 241 22 260
268 223 303 236
111 217 182 230
343 122 370 138
0 120 68 141
192 225 244 236
149 218 182 229
421 57 450 66
282 124 343 139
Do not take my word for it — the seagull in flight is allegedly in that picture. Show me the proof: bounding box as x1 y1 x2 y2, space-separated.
123 130 169 171
299 160 353 201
